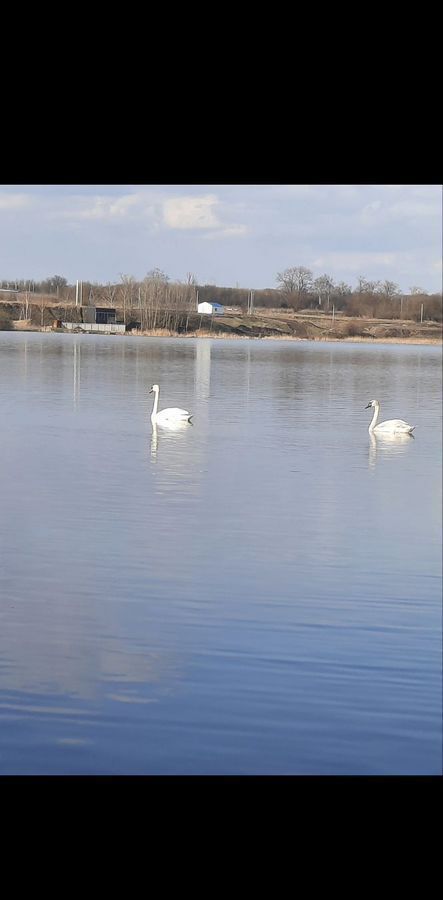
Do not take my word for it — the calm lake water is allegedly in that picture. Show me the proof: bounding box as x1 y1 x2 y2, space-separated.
0 331 441 775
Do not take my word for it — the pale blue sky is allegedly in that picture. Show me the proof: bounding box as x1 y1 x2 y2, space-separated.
0 184 441 292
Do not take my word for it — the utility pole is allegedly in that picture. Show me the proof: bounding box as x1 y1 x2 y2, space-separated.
75 280 79 307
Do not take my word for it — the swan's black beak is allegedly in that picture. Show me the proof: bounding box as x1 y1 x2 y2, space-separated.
149 388 153 394
364 403 371 409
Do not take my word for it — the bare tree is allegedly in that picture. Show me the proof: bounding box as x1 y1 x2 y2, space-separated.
356 277 381 294
276 266 313 309
52 275 67 299
138 271 168 330
313 274 335 309
39 292 46 327
356 275 368 294
335 281 352 296
100 282 118 307
277 266 312 293
146 268 169 282
19 282 31 320
378 280 400 300
118 274 137 325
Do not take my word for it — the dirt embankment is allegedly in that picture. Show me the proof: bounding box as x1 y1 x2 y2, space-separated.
207 312 442 343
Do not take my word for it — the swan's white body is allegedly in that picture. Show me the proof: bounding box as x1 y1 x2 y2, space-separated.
149 384 193 425
365 399 415 434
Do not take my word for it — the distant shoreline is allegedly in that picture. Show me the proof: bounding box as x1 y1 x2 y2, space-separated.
7 324 442 346
2 298 441 345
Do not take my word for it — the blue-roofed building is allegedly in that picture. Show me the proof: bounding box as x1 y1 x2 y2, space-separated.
198 301 224 315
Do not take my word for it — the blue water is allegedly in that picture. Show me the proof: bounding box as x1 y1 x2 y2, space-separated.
0 332 441 774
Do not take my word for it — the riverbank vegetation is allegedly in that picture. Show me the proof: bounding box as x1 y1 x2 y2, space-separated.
1 267 441 341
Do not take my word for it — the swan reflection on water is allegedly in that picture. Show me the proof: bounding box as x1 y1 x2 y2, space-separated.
368 430 415 468
150 420 191 460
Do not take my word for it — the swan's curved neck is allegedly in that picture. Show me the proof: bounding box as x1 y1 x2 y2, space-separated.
151 389 159 419
369 402 380 432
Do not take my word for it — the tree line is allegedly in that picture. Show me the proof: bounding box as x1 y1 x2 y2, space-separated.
1 266 441 323
274 267 441 321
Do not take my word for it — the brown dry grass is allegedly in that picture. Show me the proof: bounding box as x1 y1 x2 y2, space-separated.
132 327 252 339
338 336 441 345
130 327 441 345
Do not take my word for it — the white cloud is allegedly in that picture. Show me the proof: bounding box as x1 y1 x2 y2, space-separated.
65 192 149 221
0 192 33 210
162 195 220 230
82 195 140 219
162 194 247 238
359 193 441 227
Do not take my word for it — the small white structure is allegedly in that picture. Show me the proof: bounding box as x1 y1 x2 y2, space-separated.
198 301 224 315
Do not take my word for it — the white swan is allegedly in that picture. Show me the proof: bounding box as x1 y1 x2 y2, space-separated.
365 399 415 434
149 384 193 425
